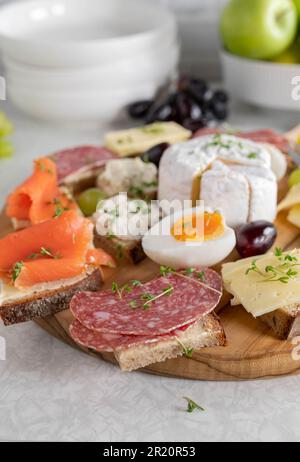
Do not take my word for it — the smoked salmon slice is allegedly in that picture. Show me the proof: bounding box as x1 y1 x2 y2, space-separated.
0 210 114 288
6 157 77 225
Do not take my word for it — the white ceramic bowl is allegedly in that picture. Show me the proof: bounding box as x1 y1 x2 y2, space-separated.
221 50 300 111
0 0 177 68
7 80 165 123
3 40 179 91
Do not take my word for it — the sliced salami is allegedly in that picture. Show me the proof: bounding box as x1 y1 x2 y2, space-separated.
194 128 289 153
50 145 117 183
69 319 192 352
70 268 222 336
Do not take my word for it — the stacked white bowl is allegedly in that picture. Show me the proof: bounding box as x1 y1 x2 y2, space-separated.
0 0 179 123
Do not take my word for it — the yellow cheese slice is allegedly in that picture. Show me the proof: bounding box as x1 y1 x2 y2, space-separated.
222 250 300 317
105 122 191 157
288 205 300 228
277 184 300 212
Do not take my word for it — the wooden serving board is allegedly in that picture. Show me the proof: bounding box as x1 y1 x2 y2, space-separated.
2 128 300 381
2 203 300 382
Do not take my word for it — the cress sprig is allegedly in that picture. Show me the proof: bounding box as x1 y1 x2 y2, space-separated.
183 397 205 413
245 248 300 284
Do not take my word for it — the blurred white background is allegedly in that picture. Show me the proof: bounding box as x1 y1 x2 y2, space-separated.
0 0 226 78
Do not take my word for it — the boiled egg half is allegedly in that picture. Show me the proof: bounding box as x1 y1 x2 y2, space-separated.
142 208 236 268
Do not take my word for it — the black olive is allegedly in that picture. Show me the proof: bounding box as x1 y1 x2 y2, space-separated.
140 143 170 167
127 100 154 120
182 118 206 133
187 80 211 104
213 90 229 103
209 100 229 121
145 93 178 123
236 221 277 258
175 92 202 124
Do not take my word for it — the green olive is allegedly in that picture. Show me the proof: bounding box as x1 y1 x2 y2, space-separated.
78 188 107 216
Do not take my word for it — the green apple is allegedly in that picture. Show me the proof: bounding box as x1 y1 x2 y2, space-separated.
293 0 300 18
221 0 298 60
273 40 300 63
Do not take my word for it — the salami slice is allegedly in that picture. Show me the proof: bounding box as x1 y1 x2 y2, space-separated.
194 128 289 153
69 319 192 352
50 146 117 183
70 269 222 336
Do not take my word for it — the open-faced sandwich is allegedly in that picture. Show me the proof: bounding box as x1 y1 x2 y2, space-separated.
0 210 115 325
69 266 225 371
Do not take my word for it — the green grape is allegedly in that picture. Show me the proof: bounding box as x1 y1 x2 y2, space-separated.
0 139 13 158
0 112 13 137
288 168 300 188
78 188 107 216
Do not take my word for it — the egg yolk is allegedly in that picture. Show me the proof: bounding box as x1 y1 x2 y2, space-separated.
171 212 224 242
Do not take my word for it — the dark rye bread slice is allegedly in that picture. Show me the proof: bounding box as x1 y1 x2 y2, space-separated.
0 269 103 326
94 234 145 265
259 306 300 340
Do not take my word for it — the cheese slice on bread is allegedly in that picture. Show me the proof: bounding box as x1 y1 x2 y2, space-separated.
222 250 300 339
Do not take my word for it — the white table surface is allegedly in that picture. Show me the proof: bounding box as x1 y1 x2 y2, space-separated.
1 99 300 443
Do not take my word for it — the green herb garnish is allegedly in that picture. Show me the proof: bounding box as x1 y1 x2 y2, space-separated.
160 266 174 277
140 123 165 135
53 206 64 218
247 153 257 159
183 397 205 413
116 245 124 260
129 300 138 309
27 253 39 260
12 261 24 282
141 285 174 309
176 337 194 358
245 249 300 284
112 282 132 299
197 271 206 282
185 268 196 275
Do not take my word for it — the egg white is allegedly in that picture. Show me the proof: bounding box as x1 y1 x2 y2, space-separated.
142 207 236 268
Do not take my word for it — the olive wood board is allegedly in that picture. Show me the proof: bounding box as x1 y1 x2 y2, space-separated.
2 135 300 380
2 191 300 382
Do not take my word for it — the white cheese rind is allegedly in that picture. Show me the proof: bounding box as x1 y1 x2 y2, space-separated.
158 134 276 227
229 165 277 224
200 162 250 228
260 142 287 181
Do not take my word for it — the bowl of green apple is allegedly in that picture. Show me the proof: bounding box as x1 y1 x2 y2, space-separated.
220 0 300 110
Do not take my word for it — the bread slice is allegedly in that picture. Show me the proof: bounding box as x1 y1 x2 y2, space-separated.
115 313 226 372
259 306 300 340
94 234 145 265
63 166 105 195
0 269 103 326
